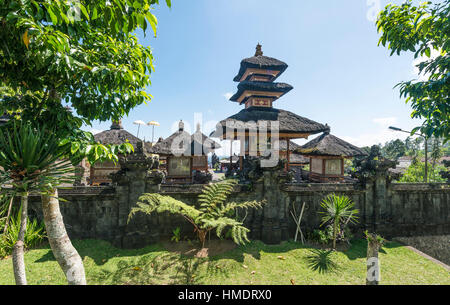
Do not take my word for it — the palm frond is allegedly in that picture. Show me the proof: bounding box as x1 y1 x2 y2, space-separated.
0 122 75 195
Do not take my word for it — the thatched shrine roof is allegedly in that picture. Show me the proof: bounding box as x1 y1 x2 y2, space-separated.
94 121 142 149
210 107 329 138
149 122 221 156
230 81 293 102
279 139 300 151
289 153 309 164
276 140 308 164
296 132 368 157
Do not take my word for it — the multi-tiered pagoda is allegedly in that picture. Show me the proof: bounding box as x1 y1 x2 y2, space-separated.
211 44 329 170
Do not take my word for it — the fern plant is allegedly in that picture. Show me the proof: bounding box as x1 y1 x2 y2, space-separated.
128 179 265 248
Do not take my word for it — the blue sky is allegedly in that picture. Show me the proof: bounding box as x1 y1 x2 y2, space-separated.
84 0 429 155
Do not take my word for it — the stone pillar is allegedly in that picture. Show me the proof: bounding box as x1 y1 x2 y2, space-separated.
353 146 397 236
111 142 163 248
259 159 291 244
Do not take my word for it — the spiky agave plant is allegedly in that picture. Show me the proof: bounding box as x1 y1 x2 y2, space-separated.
0 122 74 284
319 194 359 250
128 179 265 248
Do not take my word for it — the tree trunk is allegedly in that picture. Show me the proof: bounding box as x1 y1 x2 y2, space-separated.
41 188 86 285
332 221 337 250
366 233 382 285
3 196 14 234
12 194 28 285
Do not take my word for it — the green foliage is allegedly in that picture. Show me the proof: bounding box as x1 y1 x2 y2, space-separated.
0 0 170 164
397 161 446 182
305 249 338 274
129 179 265 247
308 225 353 246
381 139 407 160
171 227 181 243
0 206 46 258
211 153 220 170
364 231 385 246
0 122 74 194
376 0 449 141
319 194 359 249
308 228 333 245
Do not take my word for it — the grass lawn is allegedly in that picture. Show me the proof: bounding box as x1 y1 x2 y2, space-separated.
0 239 448 285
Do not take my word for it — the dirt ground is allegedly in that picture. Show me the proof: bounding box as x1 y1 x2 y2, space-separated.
162 239 237 258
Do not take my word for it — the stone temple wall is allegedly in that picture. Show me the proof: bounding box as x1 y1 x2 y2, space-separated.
27 150 449 249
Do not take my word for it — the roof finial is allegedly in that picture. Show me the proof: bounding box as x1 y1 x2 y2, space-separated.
255 43 263 56
111 119 123 130
196 122 201 132
179 120 184 131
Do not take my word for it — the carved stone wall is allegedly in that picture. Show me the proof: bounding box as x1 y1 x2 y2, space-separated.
27 147 449 248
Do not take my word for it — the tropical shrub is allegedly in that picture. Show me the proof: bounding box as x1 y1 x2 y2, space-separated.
0 207 46 259
171 227 181 243
128 179 265 248
397 161 446 183
308 228 333 245
319 194 359 249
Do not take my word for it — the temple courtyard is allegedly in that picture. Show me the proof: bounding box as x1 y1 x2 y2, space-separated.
0 239 448 285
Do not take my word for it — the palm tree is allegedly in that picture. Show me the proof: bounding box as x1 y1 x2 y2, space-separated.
0 122 78 284
129 179 265 248
319 194 359 250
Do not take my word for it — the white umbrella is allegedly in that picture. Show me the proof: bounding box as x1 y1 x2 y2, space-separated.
133 120 146 138
147 121 160 143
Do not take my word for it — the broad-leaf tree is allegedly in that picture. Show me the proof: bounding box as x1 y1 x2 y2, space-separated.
0 0 170 284
129 180 265 248
376 0 449 141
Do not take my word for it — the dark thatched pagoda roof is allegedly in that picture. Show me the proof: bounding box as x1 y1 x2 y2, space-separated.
296 132 368 157
289 153 309 164
210 107 329 138
230 81 293 102
277 140 309 164
149 122 221 156
279 139 300 151
94 121 142 149
233 50 288 82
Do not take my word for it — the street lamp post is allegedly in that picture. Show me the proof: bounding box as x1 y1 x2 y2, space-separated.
389 126 428 183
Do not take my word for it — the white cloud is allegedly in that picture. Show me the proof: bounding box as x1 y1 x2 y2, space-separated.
223 92 233 100
339 117 409 147
372 117 397 128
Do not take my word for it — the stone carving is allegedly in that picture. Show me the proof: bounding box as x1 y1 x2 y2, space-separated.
352 145 398 184
192 170 212 184
440 160 449 183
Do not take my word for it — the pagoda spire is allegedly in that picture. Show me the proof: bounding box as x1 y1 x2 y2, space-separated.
110 119 123 130
255 43 263 56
